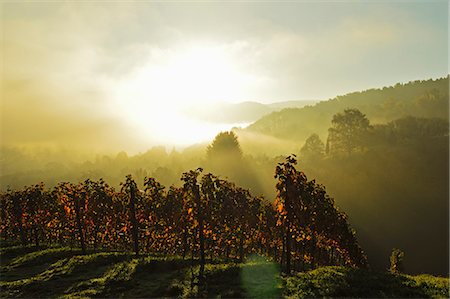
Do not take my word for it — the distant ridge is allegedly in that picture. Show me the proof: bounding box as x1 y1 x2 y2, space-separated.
184 100 321 124
267 100 319 109
245 76 449 142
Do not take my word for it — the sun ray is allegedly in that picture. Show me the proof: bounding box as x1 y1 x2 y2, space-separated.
112 43 257 145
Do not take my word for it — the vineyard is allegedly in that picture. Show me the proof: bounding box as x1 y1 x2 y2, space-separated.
1 156 449 298
0 156 366 275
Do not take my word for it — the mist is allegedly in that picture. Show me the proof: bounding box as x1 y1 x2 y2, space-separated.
1 1 448 285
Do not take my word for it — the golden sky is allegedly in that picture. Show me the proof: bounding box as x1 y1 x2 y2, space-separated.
1 1 447 152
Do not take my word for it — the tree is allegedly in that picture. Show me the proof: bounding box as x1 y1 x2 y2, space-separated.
300 134 325 160
206 131 249 187
206 131 242 160
327 108 371 156
390 248 405 273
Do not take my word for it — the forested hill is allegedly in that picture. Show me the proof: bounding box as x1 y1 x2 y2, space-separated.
246 77 449 141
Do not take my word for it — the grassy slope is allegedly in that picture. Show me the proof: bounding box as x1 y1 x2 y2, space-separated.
284 266 449 299
0 247 448 298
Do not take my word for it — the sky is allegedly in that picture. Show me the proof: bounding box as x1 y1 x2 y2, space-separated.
1 1 448 152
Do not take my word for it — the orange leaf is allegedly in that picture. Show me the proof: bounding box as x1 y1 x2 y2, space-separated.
277 203 284 213
64 206 71 215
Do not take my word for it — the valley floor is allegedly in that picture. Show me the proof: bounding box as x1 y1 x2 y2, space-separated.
0 246 448 298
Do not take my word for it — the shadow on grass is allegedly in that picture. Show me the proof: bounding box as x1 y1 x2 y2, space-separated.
241 260 282 298
284 266 435 298
1 252 129 298
345 268 429 298
1 245 50 266
201 264 244 298
1 248 82 282
81 258 193 298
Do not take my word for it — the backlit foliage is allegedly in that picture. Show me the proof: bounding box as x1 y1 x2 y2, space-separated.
0 162 367 275
275 155 367 273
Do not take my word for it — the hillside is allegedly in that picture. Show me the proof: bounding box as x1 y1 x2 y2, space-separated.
246 77 449 143
184 100 320 124
1 246 448 298
236 115 450 275
0 77 448 278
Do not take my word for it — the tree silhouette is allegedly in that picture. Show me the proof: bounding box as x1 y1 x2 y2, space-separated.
326 109 371 156
300 133 325 160
206 131 242 160
206 131 250 187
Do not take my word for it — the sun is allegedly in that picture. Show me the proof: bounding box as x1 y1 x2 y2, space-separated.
112 43 257 146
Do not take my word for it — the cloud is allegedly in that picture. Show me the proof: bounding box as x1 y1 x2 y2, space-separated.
1 2 447 151
1 3 148 151
0 77 146 152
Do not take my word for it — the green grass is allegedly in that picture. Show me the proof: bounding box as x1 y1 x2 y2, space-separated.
1 247 82 282
241 255 282 298
1 251 129 298
76 257 193 298
409 274 450 299
283 266 449 299
1 247 448 298
0 245 50 265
